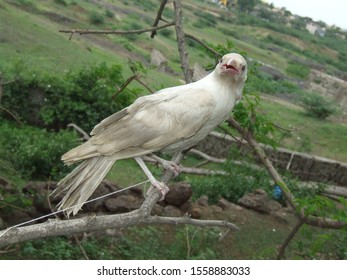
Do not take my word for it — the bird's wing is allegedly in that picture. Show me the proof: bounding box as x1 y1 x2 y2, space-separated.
89 86 215 159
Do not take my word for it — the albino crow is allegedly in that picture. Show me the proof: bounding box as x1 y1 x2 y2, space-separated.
53 53 248 216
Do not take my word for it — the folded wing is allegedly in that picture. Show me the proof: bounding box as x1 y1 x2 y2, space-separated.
62 86 215 164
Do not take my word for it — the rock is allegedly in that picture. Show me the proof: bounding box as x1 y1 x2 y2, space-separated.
210 205 223 213
164 182 193 207
196 195 209 207
81 181 125 212
179 201 193 213
151 204 165 216
189 205 204 219
163 205 182 217
150 48 167 67
104 195 142 213
217 197 243 211
193 63 208 81
238 189 282 214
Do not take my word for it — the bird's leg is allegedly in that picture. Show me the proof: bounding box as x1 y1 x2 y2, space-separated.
150 154 181 177
135 157 169 200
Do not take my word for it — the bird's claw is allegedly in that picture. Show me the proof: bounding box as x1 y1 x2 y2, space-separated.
147 180 169 201
161 160 181 177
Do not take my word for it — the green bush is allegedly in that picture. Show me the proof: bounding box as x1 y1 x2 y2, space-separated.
286 62 311 79
105 9 114 18
54 0 67 6
301 92 337 119
2 63 134 132
159 28 174 38
89 11 104 25
191 154 272 204
0 122 79 180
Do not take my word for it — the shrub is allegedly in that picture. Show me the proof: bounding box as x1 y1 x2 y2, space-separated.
1 63 134 132
105 9 114 18
301 92 337 119
89 11 104 25
0 122 79 180
54 0 67 6
191 152 272 204
286 62 311 79
159 28 174 38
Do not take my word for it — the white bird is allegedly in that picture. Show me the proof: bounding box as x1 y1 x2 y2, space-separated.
53 53 248 216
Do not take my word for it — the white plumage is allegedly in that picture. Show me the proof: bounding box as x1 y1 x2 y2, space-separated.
53 53 248 216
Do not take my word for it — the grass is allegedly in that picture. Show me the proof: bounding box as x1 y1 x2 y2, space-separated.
1 0 347 261
259 98 347 162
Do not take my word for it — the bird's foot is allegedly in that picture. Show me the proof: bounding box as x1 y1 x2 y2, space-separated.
155 157 181 177
147 180 169 201
162 160 181 177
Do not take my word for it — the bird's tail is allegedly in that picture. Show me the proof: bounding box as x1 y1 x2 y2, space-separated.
52 157 115 217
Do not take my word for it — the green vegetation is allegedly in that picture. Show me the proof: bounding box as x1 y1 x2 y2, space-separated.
0 0 346 261
300 92 337 119
286 62 311 79
0 122 78 180
1 63 135 132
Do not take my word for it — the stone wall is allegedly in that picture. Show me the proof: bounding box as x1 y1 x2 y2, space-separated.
197 132 347 187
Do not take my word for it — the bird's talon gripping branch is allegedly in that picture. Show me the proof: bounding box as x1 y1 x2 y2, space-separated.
149 180 169 201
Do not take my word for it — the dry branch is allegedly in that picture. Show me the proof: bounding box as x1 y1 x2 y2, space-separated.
59 22 175 37
0 208 238 247
150 0 169 38
189 149 226 163
173 0 193 83
185 33 221 59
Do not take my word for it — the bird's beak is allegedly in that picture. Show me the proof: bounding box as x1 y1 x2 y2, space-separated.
221 58 240 74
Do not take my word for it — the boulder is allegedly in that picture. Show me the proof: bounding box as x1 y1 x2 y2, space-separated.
238 189 282 214
195 195 209 207
217 197 243 211
104 194 143 213
164 182 193 206
163 205 182 217
192 63 208 81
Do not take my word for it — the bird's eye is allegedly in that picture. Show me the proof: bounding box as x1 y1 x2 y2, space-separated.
218 59 222 64
241 65 246 72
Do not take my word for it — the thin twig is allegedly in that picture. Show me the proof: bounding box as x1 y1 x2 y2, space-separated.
189 149 226 163
67 123 90 141
151 0 169 38
277 218 304 259
112 74 139 99
185 33 221 59
0 106 23 125
135 77 154 93
59 22 175 36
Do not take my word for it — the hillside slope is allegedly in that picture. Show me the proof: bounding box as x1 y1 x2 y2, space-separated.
1 0 347 161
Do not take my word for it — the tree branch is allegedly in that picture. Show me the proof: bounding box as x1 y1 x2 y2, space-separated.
189 149 226 163
67 123 90 141
59 22 175 36
0 209 238 247
185 33 221 59
277 218 304 260
112 74 139 99
150 0 169 38
173 0 193 83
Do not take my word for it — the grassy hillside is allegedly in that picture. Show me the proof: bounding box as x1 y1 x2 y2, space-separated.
1 0 346 163
1 0 347 261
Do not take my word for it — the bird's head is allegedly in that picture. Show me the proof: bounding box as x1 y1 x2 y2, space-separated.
215 53 247 83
